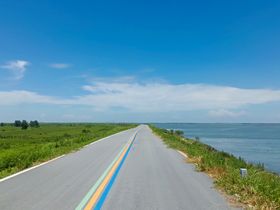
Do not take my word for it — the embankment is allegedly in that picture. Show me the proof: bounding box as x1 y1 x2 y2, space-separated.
150 125 280 209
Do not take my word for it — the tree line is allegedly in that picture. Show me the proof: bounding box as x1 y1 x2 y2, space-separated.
0 120 40 130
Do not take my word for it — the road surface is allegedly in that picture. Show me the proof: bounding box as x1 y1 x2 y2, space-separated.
0 125 238 210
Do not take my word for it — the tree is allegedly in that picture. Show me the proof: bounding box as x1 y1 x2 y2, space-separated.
34 120 40 127
21 120 29 130
30 120 40 128
0 122 4 127
14 120 22 127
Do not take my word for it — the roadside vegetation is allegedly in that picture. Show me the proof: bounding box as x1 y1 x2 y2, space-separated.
150 125 280 209
0 123 136 179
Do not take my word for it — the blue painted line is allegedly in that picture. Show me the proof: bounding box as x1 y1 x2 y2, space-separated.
93 134 137 210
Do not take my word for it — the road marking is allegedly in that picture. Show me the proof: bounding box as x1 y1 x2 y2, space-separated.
85 145 128 210
85 129 130 147
75 144 127 210
76 131 138 210
177 150 188 158
94 135 135 210
0 128 136 183
0 155 65 183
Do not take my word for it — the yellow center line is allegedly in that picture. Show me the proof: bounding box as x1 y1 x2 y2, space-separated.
84 144 130 210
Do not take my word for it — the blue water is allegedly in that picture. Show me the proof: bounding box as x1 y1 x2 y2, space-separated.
154 123 280 174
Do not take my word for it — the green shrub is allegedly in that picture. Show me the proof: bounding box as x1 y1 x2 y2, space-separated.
174 130 184 136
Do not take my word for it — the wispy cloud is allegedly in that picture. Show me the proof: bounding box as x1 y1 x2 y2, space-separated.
1 83 280 116
49 63 71 69
88 76 136 83
1 60 30 80
0 90 68 105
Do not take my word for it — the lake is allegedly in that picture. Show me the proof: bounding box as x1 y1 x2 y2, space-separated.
154 123 280 174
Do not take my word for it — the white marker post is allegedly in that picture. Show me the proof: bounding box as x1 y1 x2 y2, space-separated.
240 168 248 177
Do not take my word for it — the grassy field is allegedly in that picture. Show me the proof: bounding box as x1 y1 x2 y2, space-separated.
0 123 136 179
150 125 280 209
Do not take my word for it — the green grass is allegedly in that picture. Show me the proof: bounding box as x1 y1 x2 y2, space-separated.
0 123 137 179
150 125 280 209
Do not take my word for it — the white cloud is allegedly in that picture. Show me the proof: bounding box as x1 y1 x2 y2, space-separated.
49 63 71 69
0 90 73 106
208 109 246 118
1 83 280 115
78 82 280 112
1 60 30 80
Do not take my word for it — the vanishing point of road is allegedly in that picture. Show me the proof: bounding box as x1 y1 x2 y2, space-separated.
0 125 239 210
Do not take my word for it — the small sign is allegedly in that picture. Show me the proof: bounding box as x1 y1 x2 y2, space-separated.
240 168 248 177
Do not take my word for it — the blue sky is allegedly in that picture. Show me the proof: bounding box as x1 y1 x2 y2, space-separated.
0 0 280 122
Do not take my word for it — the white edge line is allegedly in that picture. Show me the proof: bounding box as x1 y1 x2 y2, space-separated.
0 127 138 183
177 150 188 158
85 127 136 147
0 155 65 183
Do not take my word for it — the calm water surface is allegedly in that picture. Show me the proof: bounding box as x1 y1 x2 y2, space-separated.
154 123 280 174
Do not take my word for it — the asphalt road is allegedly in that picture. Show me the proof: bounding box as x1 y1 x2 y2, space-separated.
0 125 238 210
